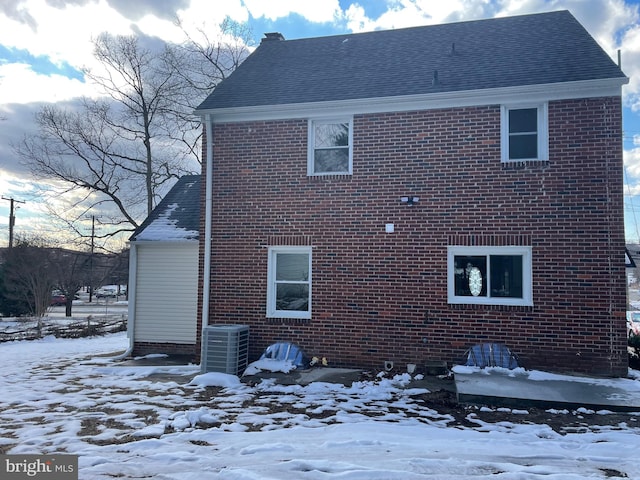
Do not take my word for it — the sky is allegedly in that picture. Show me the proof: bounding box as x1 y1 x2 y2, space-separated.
3 0 640 248
1 327 640 478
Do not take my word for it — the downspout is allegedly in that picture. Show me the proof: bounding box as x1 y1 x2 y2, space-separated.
200 113 214 362
113 241 136 359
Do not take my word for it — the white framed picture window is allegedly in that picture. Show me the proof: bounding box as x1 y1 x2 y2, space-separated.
267 246 312 319
448 246 533 306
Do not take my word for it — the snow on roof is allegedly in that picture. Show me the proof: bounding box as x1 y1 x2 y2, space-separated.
133 203 198 241
130 175 200 242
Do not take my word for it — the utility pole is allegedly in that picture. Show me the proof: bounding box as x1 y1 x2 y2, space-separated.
87 215 99 303
1 196 26 249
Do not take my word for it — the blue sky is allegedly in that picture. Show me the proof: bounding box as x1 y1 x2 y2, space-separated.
0 44 83 81
1 0 640 247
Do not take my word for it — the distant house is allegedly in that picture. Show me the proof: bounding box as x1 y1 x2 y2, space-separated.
127 175 201 358
194 11 629 376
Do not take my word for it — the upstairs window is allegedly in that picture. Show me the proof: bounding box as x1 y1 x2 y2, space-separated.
448 246 533 306
308 118 353 175
501 104 548 162
267 246 312 319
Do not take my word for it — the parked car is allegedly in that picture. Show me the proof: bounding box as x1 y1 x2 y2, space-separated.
50 293 67 306
95 287 117 298
626 311 640 338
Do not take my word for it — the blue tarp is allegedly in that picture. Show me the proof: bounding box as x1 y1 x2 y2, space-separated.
464 343 520 369
260 342 309 368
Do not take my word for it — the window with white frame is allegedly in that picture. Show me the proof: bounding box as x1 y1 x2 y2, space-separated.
267 246 312 319
308 118 353 175
501 104 548 162
447 246 533 306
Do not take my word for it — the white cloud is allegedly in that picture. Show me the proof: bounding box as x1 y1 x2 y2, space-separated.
344 0 498 32
0 63 95 104
243 0 341 23
383 0 465 25
0 0 136 106
0 0 130 69
619 22 640 111
0 167 46 246
180 0 248 26
0 0 260 107
625 146 640 179
343 4 370 32
344 0 435 30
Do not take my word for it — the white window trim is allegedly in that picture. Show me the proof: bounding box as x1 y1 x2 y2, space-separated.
447 246 533 306
267 246 312 319
307 117 353 176
500 103 548 162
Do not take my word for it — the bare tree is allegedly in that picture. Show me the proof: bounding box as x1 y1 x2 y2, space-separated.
15 35 193 239
2 236 56 319
172 17 253 100
162 17 253 163
14 22 251 244
50 249 92 317
87 34 196 216
0 235 128 319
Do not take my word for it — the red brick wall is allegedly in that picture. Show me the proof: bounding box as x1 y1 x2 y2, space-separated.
198 97 627 376
133 341 197 360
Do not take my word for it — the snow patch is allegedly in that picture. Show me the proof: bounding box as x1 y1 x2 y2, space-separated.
244 358 297 375
188 372 242 388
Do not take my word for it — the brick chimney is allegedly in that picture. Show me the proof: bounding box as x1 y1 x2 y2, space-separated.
262 32 285 43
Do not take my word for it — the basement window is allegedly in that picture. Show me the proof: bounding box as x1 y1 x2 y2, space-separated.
267 246 312 319
447 246 533 306
308 118 353 175
501 104 548 162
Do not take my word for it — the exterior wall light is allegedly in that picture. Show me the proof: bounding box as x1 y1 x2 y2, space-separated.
400 196 419 206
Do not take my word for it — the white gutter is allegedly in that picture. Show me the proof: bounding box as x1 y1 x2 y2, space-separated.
200 113 214 362
198 78 629 124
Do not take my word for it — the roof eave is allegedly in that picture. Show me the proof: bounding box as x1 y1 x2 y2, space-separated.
195 77 628 123
129 238 199 244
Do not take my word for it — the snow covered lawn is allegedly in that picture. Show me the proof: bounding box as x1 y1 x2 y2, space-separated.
1 332 639 479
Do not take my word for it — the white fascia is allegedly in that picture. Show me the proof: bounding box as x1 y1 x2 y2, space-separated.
197 78 628 124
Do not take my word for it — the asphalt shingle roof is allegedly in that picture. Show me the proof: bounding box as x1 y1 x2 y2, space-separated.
129 175 201 242
196 10 626 111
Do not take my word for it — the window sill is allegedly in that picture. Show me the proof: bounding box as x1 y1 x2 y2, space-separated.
266 317 311 325
449 303 534 312
307 174 353 181
501 159 549 170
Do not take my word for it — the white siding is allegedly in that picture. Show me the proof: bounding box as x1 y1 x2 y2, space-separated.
134 243 198 344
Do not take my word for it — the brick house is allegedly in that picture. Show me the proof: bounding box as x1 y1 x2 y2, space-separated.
194 11 629 376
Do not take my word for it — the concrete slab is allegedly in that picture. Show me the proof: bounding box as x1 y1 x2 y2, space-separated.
114 355 640 413
241 367 458 393
454 367 640 412
241 367 364 386
116 355 458 392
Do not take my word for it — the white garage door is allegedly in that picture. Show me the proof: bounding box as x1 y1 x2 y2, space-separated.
134 243 198 344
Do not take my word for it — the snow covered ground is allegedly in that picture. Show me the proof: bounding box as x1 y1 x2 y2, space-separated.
1 332 640 479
